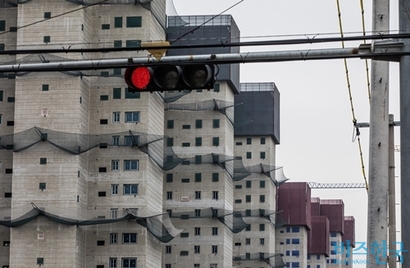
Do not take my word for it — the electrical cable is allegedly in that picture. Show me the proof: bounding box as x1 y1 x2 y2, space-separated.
336 0 368 191
1 33 409 55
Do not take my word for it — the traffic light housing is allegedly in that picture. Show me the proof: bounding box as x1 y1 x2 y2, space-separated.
124 64 215 92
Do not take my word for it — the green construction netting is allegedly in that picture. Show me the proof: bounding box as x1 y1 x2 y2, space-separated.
0 127 289 183
1 126 164 154
233 252 286 268
0 204 181 243
165 98 236 124
169 208 286 234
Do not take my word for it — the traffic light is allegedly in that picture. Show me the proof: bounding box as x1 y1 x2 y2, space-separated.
124 64 215 92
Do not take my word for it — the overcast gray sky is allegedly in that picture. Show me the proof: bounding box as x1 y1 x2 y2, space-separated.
170 0 402 262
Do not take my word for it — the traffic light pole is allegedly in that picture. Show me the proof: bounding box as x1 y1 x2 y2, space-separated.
400 1 410 266
0 45 405 73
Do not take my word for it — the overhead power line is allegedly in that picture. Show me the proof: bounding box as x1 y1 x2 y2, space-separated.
1 33 409 55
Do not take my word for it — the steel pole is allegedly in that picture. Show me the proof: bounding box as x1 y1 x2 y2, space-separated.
400 1 410 266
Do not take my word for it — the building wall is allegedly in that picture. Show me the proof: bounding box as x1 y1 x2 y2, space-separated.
276 225 308 268
163 82 235 268
1 1 167 267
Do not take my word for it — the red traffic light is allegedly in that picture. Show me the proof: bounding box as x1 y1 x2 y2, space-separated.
125 64 215 92
124 67 152 90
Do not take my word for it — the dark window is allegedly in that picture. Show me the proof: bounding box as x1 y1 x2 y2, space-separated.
42 84 49 91
181 178 190 183
102 24 110 30
212 173 219 182
246 138 252 144
213 119 220 128
3 241 10 246
195 137 202 146
195 155 202 164
195 173 202 182
113 68 121 75
212 227 218 236
180 232 189 238
211 245 218 254
195 191 201 200
100 71 109 77
4 193 11 198
235 142 242 146
166 174 173 183
126 40 141 48
99 167 107 172
182 142 190 147
125 112 140 123
0 20 5 31
98 191 106 197
260 137 266 144
165 245 172 254
114 17 123 28
292 238 300 244
235 185 242 189
124 184 138 195
5 168 12 174
260 152 266 159
97 240 105 246
40 158 47 165
0 44 4 51
122 258 136 268
246 225 251 231
9 26 16 32
167 120 174 129
246 152 252 159
43 36 50 43
235 199 242 203
195 209 201 217
122 233 137 244
126 16 142 27
330 232 337 237
100 119 108 125
245 210 251 216
212 137 219 146
260 181 266 188
182 124 190 129
246 195 251 202
214 83 220 92
246 181 251 188
113 88 121 99
96 265 104 268
39 183 46 190
166 191 173 200
37 258 44 265
44 12 51 18
167 137 174 147
259 224 265 231
6 121 14 126
212 191 219 200
180 251 189 256
125 88 140 98
114 40 122 48
260 195 265 203
195 119 202 128
7 97 14 102
100 95 109 101
182 160 190 165
292 227 300 233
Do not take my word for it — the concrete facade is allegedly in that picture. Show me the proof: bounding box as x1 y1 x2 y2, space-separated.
0 2 356 268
